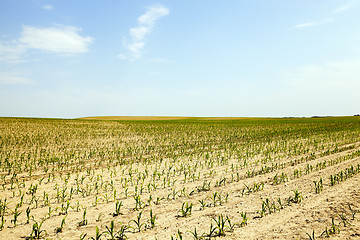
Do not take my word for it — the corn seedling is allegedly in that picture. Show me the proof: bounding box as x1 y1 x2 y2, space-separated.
129 211 146 232
78 208 88 227
54 215 67 233
29 218 47 239
133 195 144 211
115 223 129 240
60 200 70 215
226 216 238 231
154 196 164 205
288 189 303 204
306 230 316 240
104 220 117 240
0 216 5 231
113 201 123 217
10 207 21 227
96 213 104 222
338 213 351 227
79 233 87 240
348 204 358 220
177 202 193 217
89 226 103 240
209 192 219 206
240 212 248 227
188 227 204 240
205 223 217 239
328 217 340 235
313 177 323 194
149 209 156 228
198 198 207 210
212 214 228 236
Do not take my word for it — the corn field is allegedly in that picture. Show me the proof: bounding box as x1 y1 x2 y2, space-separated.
0 116 360 239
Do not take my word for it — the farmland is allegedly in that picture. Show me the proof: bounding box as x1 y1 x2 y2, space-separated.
0 116 360 239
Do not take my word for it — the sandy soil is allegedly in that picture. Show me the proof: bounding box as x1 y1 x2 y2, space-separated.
0 139 359 240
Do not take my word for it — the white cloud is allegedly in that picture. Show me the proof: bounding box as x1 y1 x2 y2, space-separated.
19 25 93 54
119 5 169 61
130 26 151 41
42 5 54 10
138 5 170 26
123 42 145 60
334 0 359 13
294 18 333 28
0 42 26 63
0 72 32 85
0 25 93 63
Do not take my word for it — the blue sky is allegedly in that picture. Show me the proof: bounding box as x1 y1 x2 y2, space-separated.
1 0 359 118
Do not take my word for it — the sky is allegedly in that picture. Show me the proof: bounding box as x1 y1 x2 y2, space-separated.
0 0 359 118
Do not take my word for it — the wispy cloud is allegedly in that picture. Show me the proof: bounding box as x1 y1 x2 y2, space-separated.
334 4 351 12
42 5 54 11
119 4 169 61
334 0 358 13
294 18 333 29
0 25 93 63
0 42 26 63
0 72 32 85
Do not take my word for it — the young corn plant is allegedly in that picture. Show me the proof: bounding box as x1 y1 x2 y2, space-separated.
212 214 228 237
209 192 219 207
328 217 340 235
177 202 193 218
0 215 5 231
257 201 267 218
46 206 56 219
205 223 217 239
288 189 303 204
196 180 211 193
171 229 183 240
226 216 238 231
154 196 164 205
25 207 31 224
104 220 118 240
10 207 21 227
306 230 316 240
277 198 285 210
79 233 87 240
129 211 147 232
29 218 47 239
59 200 70 215
348 204 358 220
115 223 129 240
149 209 156 228
133 195 144 211
188 227 204 240
313 177 323 194
198 198 207 210
54 215 67 233
78 208 88 227
338 213 351 227
239 212 248 227
96 213 104 222
320 227 330 238
89 226 103 240
112 201 123 217
273 172 288 185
